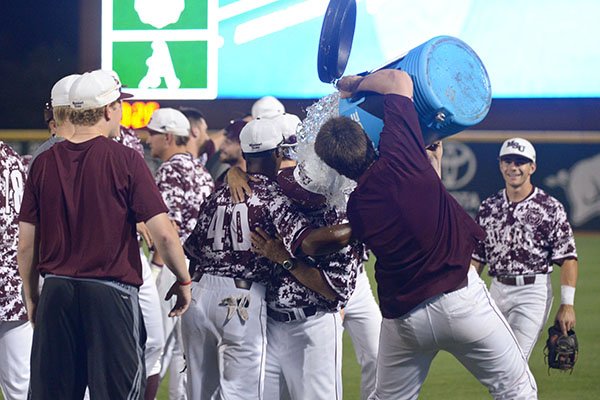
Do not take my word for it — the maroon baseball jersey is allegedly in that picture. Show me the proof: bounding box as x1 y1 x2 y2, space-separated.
154 153 214 242
347 95 485 319
0 142 27 321
267 205 360 312
19 136 168 287
116 127 145 157
184 174 313 285
473 187 577 275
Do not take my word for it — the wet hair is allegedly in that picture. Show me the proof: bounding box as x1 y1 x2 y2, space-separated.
314 117 377 180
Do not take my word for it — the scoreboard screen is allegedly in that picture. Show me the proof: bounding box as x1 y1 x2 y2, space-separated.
102 0 600 100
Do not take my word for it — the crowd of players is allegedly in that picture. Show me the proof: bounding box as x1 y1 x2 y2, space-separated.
0 68 578 400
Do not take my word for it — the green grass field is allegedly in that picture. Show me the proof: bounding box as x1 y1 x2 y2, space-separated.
156 234 600 399
4 235 596 400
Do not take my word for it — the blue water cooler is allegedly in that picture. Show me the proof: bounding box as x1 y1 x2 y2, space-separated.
319 1 492 146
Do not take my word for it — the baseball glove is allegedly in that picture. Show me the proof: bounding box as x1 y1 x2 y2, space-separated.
543 325 578 373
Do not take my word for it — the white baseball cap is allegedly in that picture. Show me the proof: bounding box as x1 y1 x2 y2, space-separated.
251 96 285 119
240 118 284 153
69 70 133 110
147 108 190 136
271 113 301 147
51 74 81 107
499 137 536 163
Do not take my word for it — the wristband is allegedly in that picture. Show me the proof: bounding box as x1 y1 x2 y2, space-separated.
150 261 164 269
178 279 193 286
560 285 575 305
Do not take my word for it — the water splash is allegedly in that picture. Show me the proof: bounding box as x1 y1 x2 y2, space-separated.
290 93 356 212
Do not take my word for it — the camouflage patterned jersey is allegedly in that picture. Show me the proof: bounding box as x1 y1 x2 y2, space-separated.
116 127 145 157
184 174 312 285
473 187 577 276
0 142 27 321
155 152 214 243
267 206 361 312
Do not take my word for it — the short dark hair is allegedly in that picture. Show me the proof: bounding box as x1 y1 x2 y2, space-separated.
174 135 190 146
243 148 278 159
179 107 205 123
314 117 377 180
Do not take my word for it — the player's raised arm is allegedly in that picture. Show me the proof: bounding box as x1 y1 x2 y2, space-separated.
337 69 414 99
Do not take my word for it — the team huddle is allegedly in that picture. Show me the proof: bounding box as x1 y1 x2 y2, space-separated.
0 68 578 400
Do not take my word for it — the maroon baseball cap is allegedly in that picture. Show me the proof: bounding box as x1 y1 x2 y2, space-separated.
277 167 326 210
224 119 248 142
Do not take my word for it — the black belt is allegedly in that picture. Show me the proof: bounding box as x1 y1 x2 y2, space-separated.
191 272 253 290
496 275 537 286
267 306 318 323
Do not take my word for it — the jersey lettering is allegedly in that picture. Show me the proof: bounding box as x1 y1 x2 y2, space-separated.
207 204 251 251
2 168 23 215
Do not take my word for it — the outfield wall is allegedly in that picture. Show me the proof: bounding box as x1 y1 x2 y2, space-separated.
2 129 599 230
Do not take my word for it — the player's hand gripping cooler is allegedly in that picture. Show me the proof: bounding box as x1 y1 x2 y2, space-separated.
544 325 579 374
317 0 492 147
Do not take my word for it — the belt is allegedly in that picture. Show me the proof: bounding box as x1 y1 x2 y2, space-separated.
191 272 253 290
267 306 318 323
496 275 537 286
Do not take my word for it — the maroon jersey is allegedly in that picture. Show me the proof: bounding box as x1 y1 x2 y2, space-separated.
184 174 312 285
473 187 577 275
116 127 145 157
19 136 167 287
267 205 361 312
347 95 485 318
154 153 214 242
0 142 27 321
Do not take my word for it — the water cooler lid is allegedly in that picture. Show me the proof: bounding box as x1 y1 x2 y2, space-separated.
317 0 357 83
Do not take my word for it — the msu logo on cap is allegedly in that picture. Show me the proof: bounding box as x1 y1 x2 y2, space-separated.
505 140 526 153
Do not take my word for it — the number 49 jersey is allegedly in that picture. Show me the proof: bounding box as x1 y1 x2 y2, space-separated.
0 141 27 321
184 174 313 285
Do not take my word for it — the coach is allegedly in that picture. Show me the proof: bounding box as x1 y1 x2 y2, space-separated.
315 69 537 399
18 69 191 400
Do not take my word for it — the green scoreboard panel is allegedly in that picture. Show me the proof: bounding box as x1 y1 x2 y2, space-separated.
102 0 218 99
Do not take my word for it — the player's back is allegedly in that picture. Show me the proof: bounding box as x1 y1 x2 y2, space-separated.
184 174 311 285
20 136 165 286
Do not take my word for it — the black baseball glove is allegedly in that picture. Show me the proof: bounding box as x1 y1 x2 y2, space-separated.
544 325 578 373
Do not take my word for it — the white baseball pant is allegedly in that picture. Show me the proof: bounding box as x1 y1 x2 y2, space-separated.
343 268 381 400
369 267 538 400
0 320 32 400
490 274 553 360
264 311 343 400
139 250 165 376
181 274 267 400
156 263 187 399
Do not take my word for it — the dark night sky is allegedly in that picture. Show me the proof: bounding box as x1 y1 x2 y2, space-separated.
1 1 80 129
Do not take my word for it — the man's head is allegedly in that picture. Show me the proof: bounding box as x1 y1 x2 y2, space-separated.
145 108 191 160
268 112 301 162
68 69 133 137
314 116 377 181
498 137 537 189
46 74 80 137
251 96 285 119
277 167 326 211
179 107 209 153
239 118 285 176
219 119 247 166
